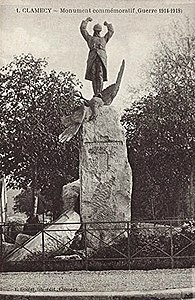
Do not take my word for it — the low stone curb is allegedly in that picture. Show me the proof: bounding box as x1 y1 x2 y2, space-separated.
0 287 195 299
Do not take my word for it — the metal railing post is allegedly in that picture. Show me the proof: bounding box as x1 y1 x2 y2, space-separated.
83 223 88 270
127 221 131 270
0 225 3 272
41 224 45 271
170 220 174 269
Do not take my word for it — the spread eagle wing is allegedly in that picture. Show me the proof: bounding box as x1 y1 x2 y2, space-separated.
59 60 125 143
102 59 125 105
59 105 85 143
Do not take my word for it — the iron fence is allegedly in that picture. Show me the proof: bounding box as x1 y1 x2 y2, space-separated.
0 218 195 272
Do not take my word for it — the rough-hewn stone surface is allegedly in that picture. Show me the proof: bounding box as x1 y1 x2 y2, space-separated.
80 106 132 248
2 242 15 257
62 179 80 214
15 233 31 246
6 211 81 261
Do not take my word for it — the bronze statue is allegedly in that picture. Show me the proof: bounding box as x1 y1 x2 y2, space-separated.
59 18 125 143
80 17 114 96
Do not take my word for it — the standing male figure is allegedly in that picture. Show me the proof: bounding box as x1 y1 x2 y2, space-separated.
80 17 114 96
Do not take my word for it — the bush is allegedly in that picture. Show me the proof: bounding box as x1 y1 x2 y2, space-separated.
91 221 195 270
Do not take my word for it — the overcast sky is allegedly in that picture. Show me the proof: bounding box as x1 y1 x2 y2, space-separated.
0 0 194 110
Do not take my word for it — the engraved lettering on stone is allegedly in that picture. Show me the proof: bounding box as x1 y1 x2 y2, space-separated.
85 141 123 145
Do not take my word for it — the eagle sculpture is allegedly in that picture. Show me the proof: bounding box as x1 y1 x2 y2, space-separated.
59 60 125 143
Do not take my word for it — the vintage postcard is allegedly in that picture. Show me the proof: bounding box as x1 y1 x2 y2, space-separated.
0 0 195 298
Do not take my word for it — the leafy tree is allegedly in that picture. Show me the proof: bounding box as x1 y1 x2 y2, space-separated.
122 21 195 220
13 187 46 217
0 53 82 217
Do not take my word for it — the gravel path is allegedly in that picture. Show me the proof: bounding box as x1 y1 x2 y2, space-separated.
0 269 194 293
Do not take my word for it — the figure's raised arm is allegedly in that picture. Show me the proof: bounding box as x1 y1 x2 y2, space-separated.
104 21 114 42
80 17 92 41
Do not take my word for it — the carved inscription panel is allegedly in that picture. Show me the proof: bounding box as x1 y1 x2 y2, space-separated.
85 141 122 174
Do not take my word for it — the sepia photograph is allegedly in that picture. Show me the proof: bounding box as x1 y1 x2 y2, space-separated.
0 0 195 299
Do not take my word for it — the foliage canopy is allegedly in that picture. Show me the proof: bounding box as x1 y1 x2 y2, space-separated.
0 53 82 216
122 21 195 219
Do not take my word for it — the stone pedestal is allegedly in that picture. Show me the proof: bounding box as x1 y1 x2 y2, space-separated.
80 106 132 249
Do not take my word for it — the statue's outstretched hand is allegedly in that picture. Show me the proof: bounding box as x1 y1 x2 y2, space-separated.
86 17 93 22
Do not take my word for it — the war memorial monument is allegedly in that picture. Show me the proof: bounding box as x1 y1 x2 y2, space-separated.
4 17 132 262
